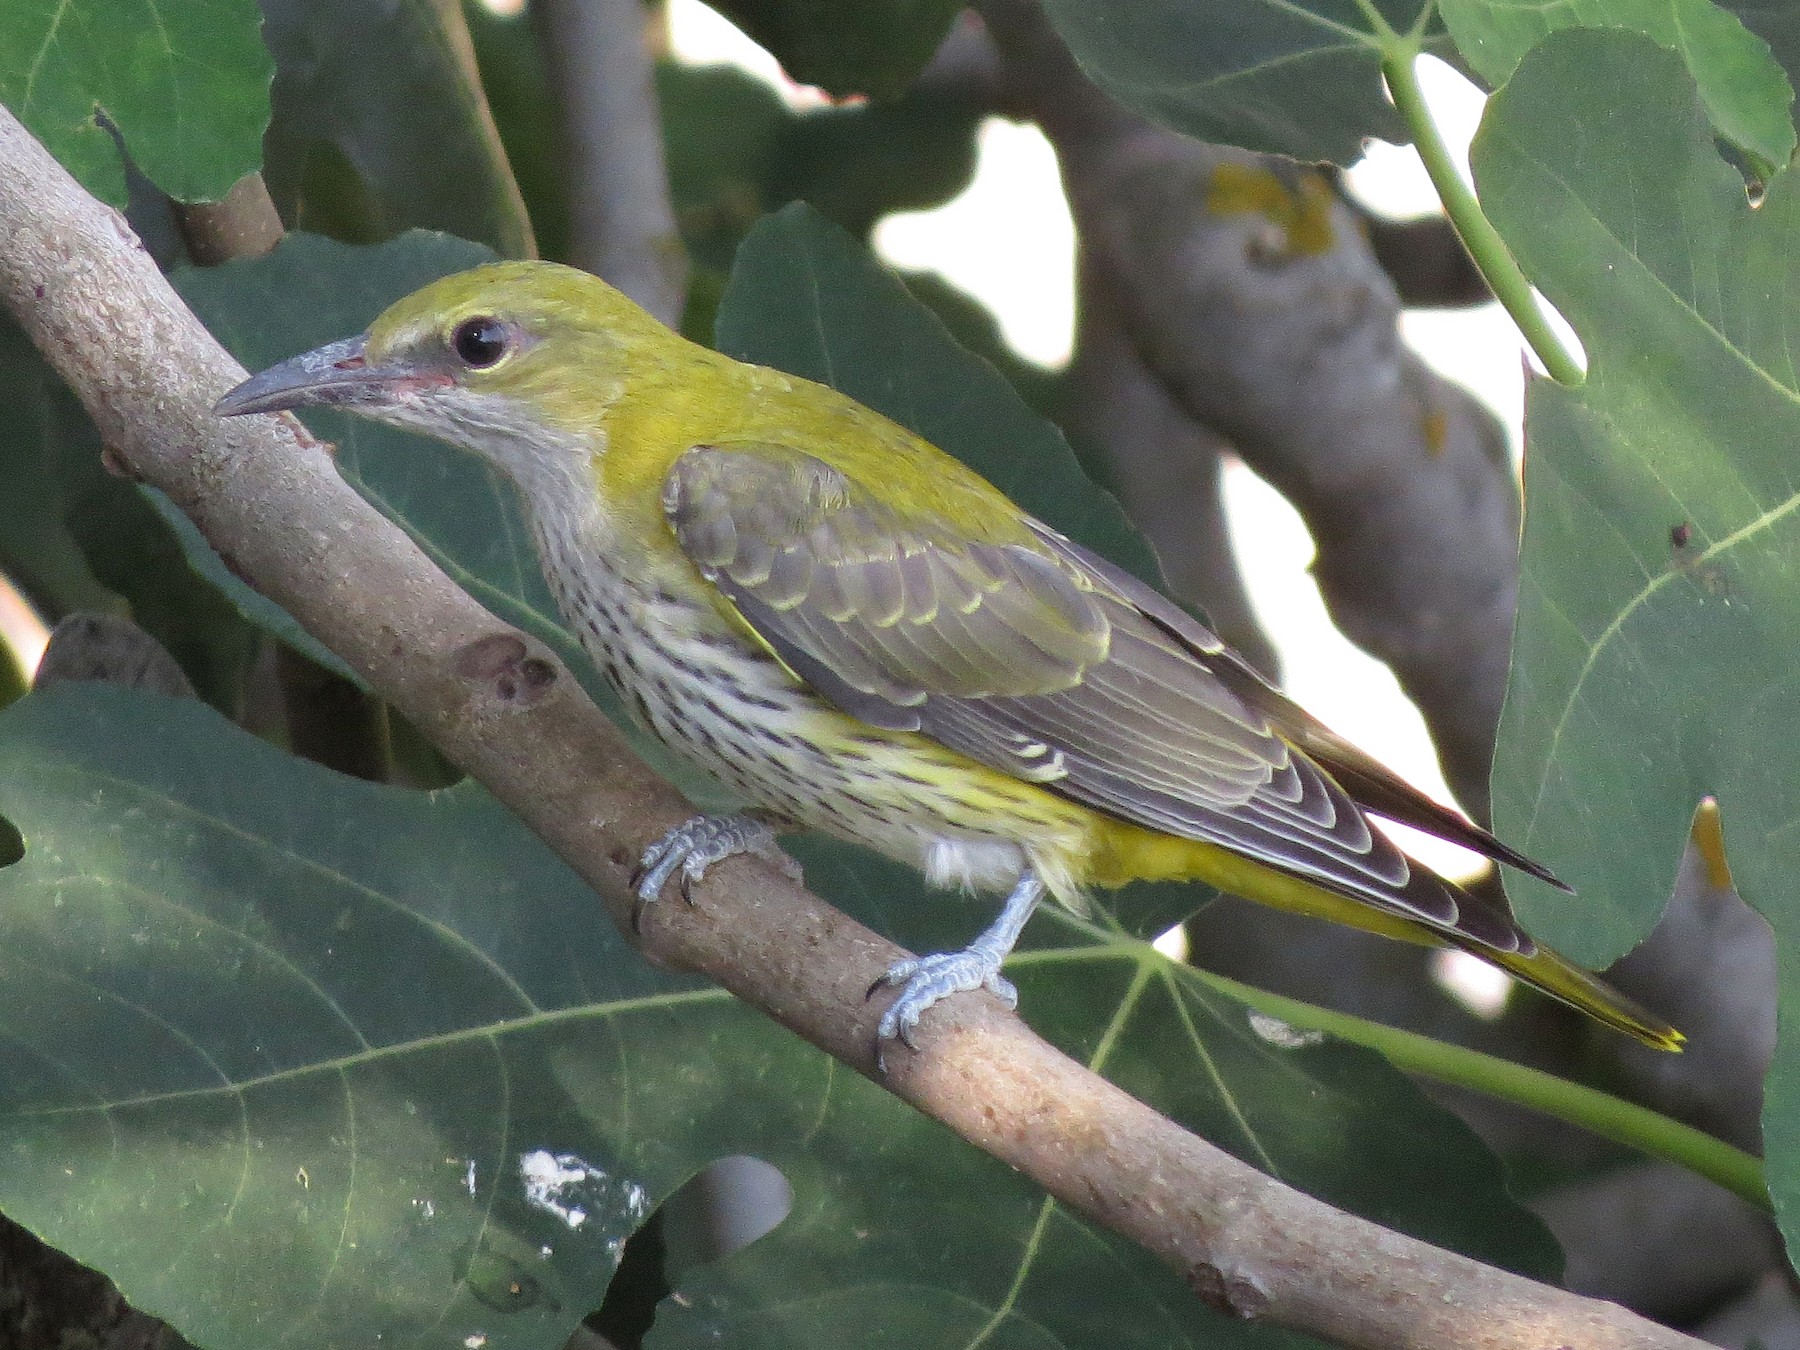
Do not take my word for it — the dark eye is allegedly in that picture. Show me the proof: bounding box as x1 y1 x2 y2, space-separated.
451 316 510 368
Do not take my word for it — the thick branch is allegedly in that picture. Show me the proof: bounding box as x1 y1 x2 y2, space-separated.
977 0 1520 817
532 0 688 325
0 105 1704 1350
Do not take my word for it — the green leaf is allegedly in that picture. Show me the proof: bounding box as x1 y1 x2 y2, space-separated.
0 317 267 711
1035 0 1448 166
1472 27 1800 1241
1725 2 1800 92
260 0 534 258
764 83 983 238
0 0 271 207
0 684 1558 1349
657 61 792 277
0 683 706 1350
699 0 961 101
1442 0 1795 176
0 317 117 620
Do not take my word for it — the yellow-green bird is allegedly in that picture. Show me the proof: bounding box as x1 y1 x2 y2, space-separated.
216 261 1681 1054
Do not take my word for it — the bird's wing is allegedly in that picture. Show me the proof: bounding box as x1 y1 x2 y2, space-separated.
664 443 1525 945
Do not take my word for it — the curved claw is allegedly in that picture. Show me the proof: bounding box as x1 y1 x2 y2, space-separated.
631 814 792 927
871 951 1019 1071
868 869 1044 1072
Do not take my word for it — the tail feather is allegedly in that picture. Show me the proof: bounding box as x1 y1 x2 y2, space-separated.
1310 750 1574 893
1396 859 1683 1052
1480 939 1685 1051
1199 644 1574 893
1177 838 1685 1052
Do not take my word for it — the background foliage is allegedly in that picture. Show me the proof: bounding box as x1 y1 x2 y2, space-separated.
0 0 1792 1347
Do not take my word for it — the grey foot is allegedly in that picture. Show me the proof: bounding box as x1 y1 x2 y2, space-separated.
871 950 1018 1051
630 814 795 920
865 869 1045 1071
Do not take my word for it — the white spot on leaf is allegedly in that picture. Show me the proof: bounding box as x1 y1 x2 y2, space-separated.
1248 1011 1324 1049
518 1150 649 1233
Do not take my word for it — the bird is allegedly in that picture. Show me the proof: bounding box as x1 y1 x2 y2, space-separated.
215 260 1681 1056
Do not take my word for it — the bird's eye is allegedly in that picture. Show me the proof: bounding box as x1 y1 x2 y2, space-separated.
451 317 510 369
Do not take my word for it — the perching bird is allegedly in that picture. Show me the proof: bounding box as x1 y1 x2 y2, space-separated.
216 261 1681 1055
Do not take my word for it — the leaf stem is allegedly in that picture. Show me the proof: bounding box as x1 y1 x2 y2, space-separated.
1201 969 1771 1213
1382 49 1584 386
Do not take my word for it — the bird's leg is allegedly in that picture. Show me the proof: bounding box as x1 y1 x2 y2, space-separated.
630 813 799 923
870 867 1046 1061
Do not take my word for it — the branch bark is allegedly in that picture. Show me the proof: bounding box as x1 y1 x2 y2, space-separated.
0 104 1706 1350
532 0 688 326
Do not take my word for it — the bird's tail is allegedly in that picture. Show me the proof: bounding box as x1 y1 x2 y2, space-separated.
1141 835 1685 1051
1476 937 1684 1051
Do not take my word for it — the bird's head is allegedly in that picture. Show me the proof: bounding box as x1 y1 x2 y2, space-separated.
215 261 678 472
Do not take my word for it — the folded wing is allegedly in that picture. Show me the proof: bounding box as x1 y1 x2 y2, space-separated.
664 442 1542 951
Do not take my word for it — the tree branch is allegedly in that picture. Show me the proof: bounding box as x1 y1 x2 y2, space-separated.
532 0 688 325
0 104 1706 1350
170 172 284 267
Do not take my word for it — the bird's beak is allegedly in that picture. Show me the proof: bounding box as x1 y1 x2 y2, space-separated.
214 335 451 417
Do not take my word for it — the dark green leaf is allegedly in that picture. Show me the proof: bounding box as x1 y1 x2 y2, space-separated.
656 61 791 279
900 270 1060 421
261 0 534 257
0 684 1557 1350
1472 28 1799 1243
1442 0 1794 176
766 85 982 238
1725 2 1800 94
0 684 703 1350
0 0 271 206
0 318 265 711
699 0 960 101
137 485 359 686
1036 0 1447 166
0 318 117 620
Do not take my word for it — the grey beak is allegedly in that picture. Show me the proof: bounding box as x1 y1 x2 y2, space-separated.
215 335 437 417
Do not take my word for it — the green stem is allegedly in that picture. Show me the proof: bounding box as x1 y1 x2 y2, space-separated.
1200 969 1771 1214
1381 49 1585 387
